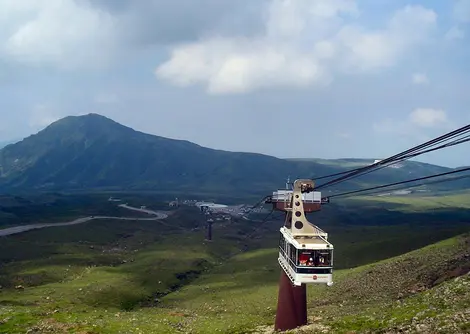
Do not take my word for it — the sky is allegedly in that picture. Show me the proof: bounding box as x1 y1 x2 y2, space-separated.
0 0 470 167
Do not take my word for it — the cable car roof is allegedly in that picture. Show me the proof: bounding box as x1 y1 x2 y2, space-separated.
281 227 333 249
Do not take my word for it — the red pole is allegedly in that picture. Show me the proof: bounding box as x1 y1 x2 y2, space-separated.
292 283 307 326
274 271 307 331
274 198 309 331
274 271 297 331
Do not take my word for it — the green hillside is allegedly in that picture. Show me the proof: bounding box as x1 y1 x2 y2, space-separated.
0 113 464 196
0 229 468 333
288 157 450 172
0 196 468 333
348 192 470 212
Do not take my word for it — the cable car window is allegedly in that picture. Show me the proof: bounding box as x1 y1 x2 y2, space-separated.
289 244 297 265
279 233 286 251
283 243 296 267
297 249 333 267
297 251 315 266
316 250 332 266
298 252 309 266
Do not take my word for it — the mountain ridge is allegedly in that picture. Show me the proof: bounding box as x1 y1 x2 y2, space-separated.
0 139 19 150
0 114 340 193
0 113 463 194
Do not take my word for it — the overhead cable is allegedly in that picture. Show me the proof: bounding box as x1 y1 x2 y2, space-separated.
323 166 470 199
318 133 470 190
315 124 470 190
344 173 470 198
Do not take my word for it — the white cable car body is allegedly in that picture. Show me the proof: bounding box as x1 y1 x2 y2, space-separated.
270 179 334 286
278 227 333 286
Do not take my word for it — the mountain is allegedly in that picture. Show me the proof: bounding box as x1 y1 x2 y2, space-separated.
0 114 342 194
0 114 463 195
288 157 453 182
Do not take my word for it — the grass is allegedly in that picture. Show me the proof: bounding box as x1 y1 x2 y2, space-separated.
1 229 468 333
0 207 261 333
0 195 469 333
349 192 470 212
327 262 470 333
253 234 470 333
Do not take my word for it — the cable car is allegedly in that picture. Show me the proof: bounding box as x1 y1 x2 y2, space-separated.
270 179 334 286
278 226 333 286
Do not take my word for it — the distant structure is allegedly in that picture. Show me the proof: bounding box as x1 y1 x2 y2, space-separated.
195 202 228 213
205 218 213 241
373 159 403 168
377 190 412 196
169 198 179 207
195 201 228 208
108 197 122 202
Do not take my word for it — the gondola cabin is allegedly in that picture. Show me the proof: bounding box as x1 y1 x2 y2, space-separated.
271 179 334 286
278 227 333 286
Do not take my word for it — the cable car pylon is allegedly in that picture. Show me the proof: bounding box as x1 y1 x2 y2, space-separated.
206 218 213 241
267 179 334 331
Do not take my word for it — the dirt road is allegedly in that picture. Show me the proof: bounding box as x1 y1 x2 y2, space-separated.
0 205 169 237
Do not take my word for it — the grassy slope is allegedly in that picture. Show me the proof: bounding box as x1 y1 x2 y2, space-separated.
305 234 469 333
1 232 468 333
154 234 470 334
0 200 469 333
2 232 462 334
350 193 470 212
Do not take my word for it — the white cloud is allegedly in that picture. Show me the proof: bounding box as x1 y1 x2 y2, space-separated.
336 5 437 72
0 0 439 83
373 108 450 138
409 108 448 128
412 72 429 85
445 26 465 40
0 0 118 69
0 0 270 70
453 0 470 23
155 1 437 94
156 37 330 94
